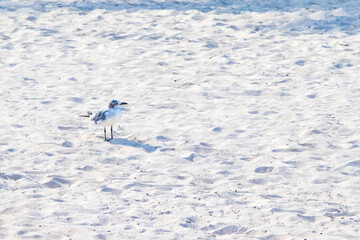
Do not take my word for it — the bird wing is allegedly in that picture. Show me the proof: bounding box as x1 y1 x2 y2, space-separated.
91 109 109 124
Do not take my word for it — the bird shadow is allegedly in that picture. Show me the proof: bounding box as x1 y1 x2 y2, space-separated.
109 138 159 153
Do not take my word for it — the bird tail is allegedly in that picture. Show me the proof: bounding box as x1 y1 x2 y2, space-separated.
79 111 93 118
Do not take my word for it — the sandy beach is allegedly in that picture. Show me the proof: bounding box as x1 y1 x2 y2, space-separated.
1 0 360 239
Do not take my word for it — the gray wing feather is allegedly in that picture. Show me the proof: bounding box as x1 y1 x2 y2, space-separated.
91 110 108 124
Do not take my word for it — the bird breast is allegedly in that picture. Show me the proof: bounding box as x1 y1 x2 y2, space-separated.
98 108 122 127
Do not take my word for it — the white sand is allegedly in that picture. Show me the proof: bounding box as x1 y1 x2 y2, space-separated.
1 0 360 239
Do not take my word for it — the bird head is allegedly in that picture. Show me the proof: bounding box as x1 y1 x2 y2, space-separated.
109 100 128 108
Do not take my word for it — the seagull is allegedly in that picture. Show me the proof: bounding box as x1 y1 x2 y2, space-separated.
80 100 128 141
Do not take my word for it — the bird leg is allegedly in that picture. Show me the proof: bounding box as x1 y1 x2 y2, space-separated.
110 126 113 140
104 127 107 141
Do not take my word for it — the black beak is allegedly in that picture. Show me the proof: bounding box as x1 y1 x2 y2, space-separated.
120 102 128 105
